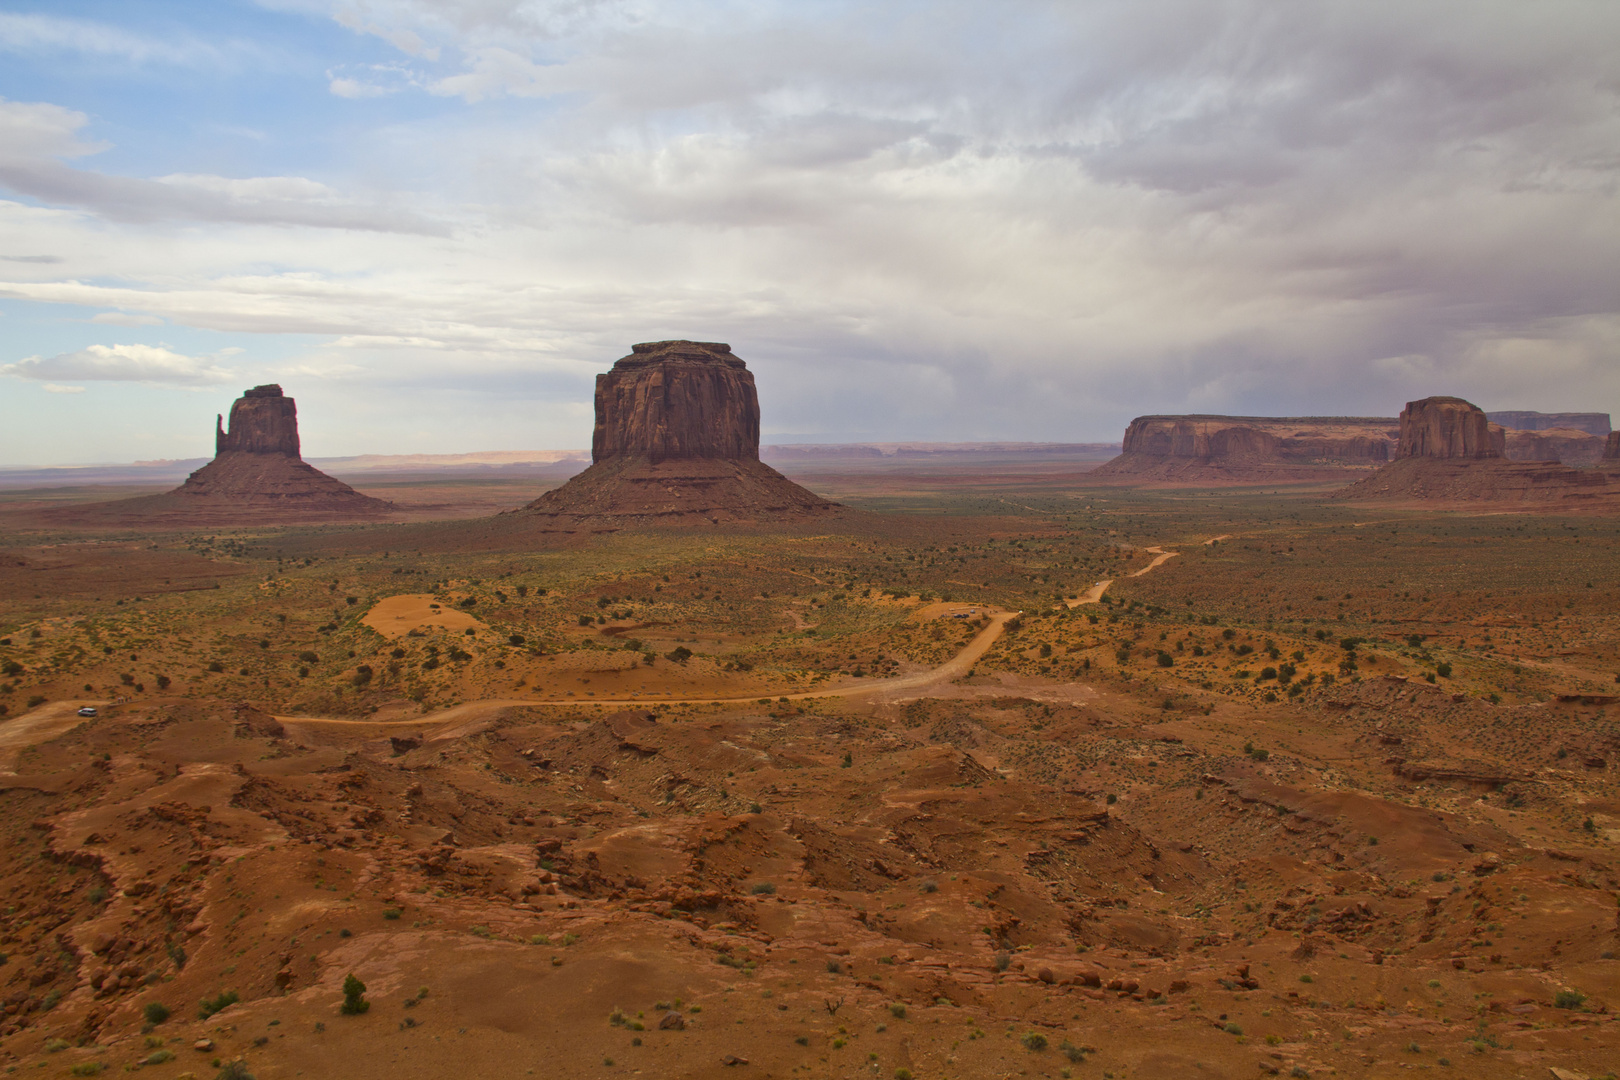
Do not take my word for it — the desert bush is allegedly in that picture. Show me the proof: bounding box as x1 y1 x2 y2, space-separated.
198 990 239 1019
143 1001 171 1024
341 973 370 1015
751 882 776 895
1554 990 1586 1010
26 695 46 708
1021 1032 1047 1051
888 1003 906 1019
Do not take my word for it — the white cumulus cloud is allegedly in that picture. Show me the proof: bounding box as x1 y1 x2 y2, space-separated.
2 344 237 385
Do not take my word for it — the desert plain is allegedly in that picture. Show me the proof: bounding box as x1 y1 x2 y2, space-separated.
0 449 1617 1080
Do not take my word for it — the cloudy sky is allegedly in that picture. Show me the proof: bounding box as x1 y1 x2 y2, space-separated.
1 1 1617 465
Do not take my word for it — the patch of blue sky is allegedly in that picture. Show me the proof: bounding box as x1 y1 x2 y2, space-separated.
0 1 468 182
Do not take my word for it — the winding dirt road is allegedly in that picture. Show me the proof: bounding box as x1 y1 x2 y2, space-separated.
0 540 1196 744
1066 543 1181 609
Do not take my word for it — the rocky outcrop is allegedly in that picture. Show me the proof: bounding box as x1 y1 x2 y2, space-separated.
519 341 836 527
215 384 300 456
1338 395 1620 507
1500 427 1607 467
1486 411 1611 438
1086 415 1396 485
593 341 760 463
1605 431 1620 461
1396 397 1497 459
49 385 391 524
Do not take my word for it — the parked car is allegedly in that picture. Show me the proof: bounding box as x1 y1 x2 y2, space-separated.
77 706 97 717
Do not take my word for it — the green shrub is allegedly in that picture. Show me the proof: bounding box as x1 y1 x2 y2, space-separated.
1223 1022 1243 1035
215 1063 256 1080
1021 1032 1048 1051
143 1001 171 1024
1554 990 1586 1010
44 1038 69 1053
888 1002 906 1019
751 882 776 895
341 973 370 1015
69 1064 105 1077
198 990 239 1018
143 1050 175 1065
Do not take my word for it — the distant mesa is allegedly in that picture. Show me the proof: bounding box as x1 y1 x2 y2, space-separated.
1486 411 1611 438
1498 426 1610 467
1336 396 1618 507
1083 415 1397 486
517 341 837 527
47 384 391 525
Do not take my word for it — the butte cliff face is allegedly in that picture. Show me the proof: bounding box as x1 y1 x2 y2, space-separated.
1395 396 1498 460
1337 395 1618 507
592 341 761 463
520 341 835 526
52 385 390 524
215 384 302 456
1086 415 1395 485
1604 431 1620 465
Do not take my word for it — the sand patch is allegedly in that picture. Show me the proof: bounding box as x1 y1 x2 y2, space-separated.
362 593 485 638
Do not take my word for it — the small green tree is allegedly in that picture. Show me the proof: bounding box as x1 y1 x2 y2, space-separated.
341 973 370 1015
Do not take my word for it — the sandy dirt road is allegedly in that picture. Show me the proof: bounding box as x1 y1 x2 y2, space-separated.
1065 542 1185 609
279 609 1024 726
1 542 1188 746
0 699 110 773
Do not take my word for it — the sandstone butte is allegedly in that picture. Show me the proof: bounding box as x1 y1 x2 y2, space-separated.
516 341 837 527
1082 414 1397 486
1335 395 1619 507
48 384 391 525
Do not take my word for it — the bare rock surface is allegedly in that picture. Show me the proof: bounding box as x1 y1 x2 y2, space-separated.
1605 431 1620 462
521 341 836 527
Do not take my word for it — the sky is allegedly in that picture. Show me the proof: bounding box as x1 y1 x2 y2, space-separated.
1 0 1617 465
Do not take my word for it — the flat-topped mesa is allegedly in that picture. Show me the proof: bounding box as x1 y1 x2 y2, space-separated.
1396 397 1499 460
593 341 759 464
1486 411 1612 438
1118 415 1393 463
1085 414 1396 486
214 384 301 456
